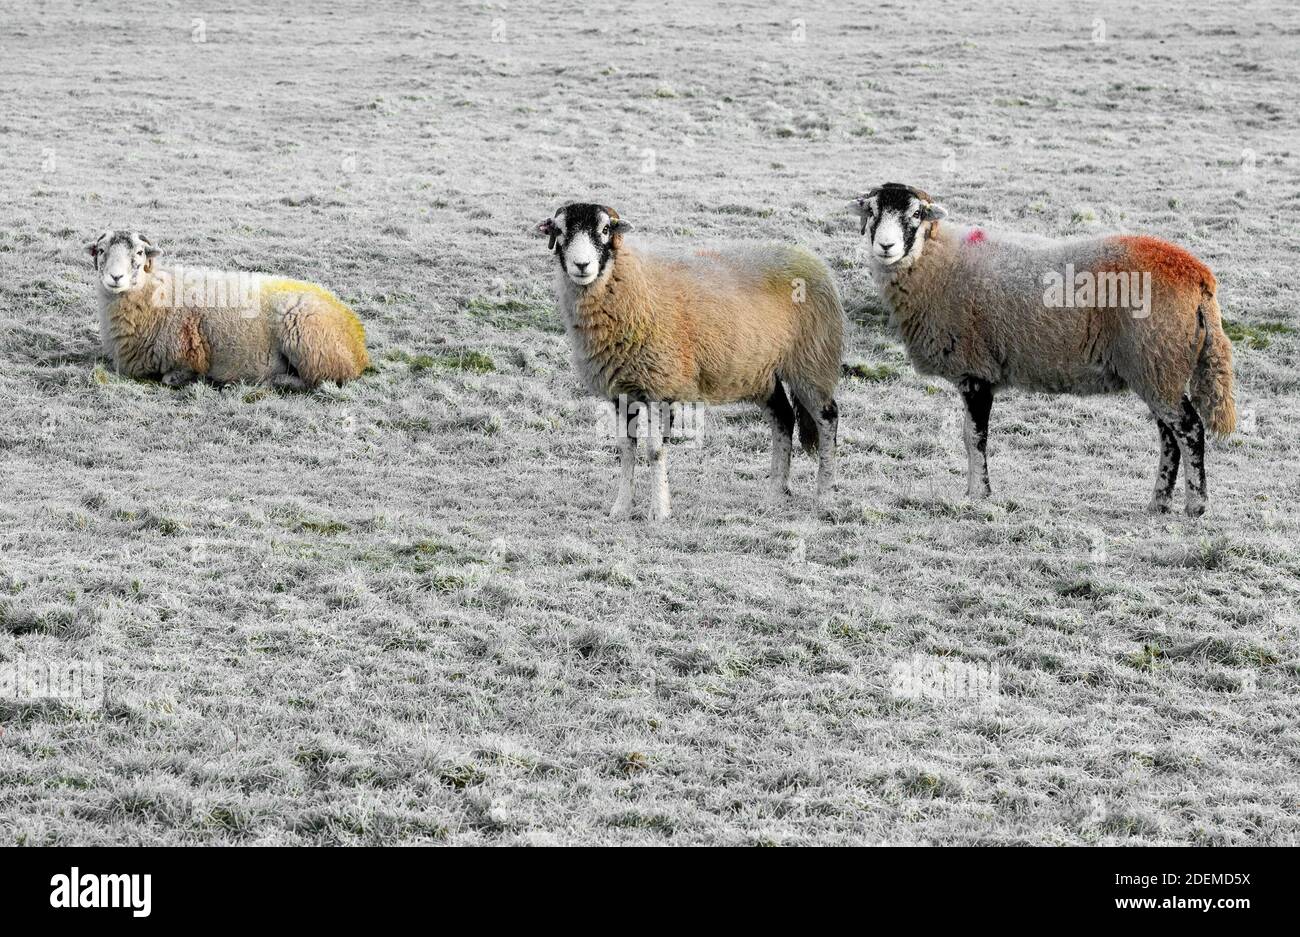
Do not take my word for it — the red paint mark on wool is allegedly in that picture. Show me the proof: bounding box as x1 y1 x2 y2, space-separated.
963 228 986 245
1112 235 1215 292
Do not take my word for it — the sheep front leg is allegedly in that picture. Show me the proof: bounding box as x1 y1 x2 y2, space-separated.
1147 417 1181 514
610 415 637 520
958 376 993 498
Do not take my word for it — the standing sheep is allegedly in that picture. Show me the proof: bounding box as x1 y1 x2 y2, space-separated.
87 230 369 389
850 183 1235 516
538 203 845 521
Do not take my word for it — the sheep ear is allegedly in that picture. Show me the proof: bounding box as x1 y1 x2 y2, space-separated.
138 237 162 272
848 195 872 235
87 230 112 267
923 203 948 222
537 218 561 250
611 219 632 235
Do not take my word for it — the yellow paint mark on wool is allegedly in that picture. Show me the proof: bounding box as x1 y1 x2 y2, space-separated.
260 277 369 367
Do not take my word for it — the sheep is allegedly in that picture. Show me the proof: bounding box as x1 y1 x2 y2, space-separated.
86 229 369 389
537 203 845 521
849 183 1236 516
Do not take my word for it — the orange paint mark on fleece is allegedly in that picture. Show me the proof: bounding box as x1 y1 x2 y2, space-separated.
963 228 986 245
1113 235 1215 292
178 311 210 374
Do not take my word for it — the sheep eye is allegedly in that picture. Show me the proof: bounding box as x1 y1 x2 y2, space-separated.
601 225 610 236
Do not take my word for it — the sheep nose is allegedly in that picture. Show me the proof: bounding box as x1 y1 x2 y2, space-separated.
574 261 591 273
877 242 896 253
108 273 122 283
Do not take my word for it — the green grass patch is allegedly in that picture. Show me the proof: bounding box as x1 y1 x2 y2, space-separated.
384 349 437 371
606 810 675 834
463 295 561 333
385 347 496 374
1057 578 1103 600
1222 319 1294 350
397 540 457 557
297 519 349 536
430 350 496 373
438 762 486 790
713 203 774 218
843 363 902 382
1125 643 1165 673
392 540 460 572
386 416 433 434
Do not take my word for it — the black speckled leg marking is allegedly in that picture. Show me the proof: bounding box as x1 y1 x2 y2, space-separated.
814 397 838 496
788 383 837 497
1148 417 1181 513
1171 394 1207 517
765 380 795 495
958 376 993 497
820 400 839 446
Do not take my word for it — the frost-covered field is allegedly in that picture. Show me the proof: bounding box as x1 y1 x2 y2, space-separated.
1 0 1298 845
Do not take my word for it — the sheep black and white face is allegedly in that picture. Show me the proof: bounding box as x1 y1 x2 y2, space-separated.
537 203 632 287
86 230 161 294
851 184 947 267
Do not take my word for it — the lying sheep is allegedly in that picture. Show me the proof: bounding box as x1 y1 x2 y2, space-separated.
87 230 369 389
850 183 1236 516
538 203 844 521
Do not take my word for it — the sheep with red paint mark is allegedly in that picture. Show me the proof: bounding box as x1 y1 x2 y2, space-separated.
849 183 1236 516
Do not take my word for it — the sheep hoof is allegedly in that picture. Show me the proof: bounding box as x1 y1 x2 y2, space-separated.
162 369 196 387
1185 498 1207 518
609 500 632 520
769 482 794 499
966 486 992 500
272 373 311 392
1147 498 1172 515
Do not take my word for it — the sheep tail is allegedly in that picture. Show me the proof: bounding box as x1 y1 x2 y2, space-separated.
1190 293 1237 437
793 397 819 457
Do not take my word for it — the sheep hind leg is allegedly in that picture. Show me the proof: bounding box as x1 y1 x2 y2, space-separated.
1146 416 1181 514
959 376 993 498
279 295 365 387
813 399 839 498
789 384 837 499
1170 395 1208 517
764 380 795 497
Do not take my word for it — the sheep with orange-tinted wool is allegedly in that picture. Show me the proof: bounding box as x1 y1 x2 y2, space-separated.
87 230 369 389
850 183 1235 516
539 203 845 521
